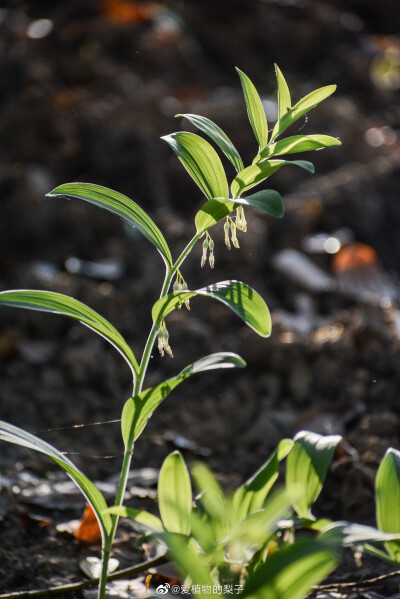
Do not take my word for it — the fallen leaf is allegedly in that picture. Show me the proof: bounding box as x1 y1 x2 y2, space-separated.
75 504 102 544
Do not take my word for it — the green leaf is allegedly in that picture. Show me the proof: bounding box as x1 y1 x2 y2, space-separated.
0 420 112 539
159 534 219 598
152 280 271 337
162 132 229 200
158 451 192 535
319 521 400 548
0 289 139 380
233 439 293 520
195 199 236 233
230 489 292 549
106 506 163 532
275 64 291 119
236 68 268 149
257 134 341 161
191 462 228 540
121 352 245 448
363 543 400 565
194 189 284 233
240 189 284 218
241 539 338 599
177 114 244 172
271 84 337 141
192 461 224 498
47 183 172 268
376 447 400 561
231 159 314 198
286 431 341 519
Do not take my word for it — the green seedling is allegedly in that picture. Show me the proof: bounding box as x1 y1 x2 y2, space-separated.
0 65 341 598
286 431 342 520
111 436 342 598
115 436 400 597
373 447 400 562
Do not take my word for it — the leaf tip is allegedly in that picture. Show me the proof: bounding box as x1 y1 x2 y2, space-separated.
46 185 62 197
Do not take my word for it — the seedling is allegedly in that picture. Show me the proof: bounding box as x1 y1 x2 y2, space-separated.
110 435 343 598
0 65 344 597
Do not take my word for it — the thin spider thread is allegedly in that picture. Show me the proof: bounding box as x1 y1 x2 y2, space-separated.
32 418 124 459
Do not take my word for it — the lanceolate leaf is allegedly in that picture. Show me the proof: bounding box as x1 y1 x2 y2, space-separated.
107 506 163 532
319 521 400 548
159 534 219 599
47 183 172 268
162 132 229 200
271 84 337 141
0 290 139 379
231 489 292 548
195 199 236 233
241 539 338 599
275 64 291 119
0 421 112 539
236 67 268 149
177 114 244 172
191 462 228 540
240 189 284 218
231 159 314 198
195 189 284 233
376 447 400 561
158 451 192 535
257 134 341 161
286 431 342 519
233 439 293 520
152 280 271 337
121 353 245 448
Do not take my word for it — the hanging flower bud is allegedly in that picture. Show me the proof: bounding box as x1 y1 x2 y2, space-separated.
224 220 231 250
157 328 165 357
208 239 215 268
231 221 240 249
238 206 247 232
182 282 190 310
201 239 209 268
236 207 243 231
157 325 173 358
163 327 173 358
173 280 182 309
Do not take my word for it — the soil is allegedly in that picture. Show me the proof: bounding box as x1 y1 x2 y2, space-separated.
1 1 400 597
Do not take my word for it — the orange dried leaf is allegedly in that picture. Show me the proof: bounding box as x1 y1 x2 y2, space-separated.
101 0 161 25
332 242 378 273
74 504 102 544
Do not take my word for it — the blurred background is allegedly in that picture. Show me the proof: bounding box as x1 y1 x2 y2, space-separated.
1 0 400 546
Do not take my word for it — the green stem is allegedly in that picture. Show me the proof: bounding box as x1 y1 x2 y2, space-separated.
98 546 111 599
136 232 201 389
97 232 201 598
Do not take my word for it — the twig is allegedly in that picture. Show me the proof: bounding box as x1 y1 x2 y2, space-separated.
0 555 167 599
311 568 400 592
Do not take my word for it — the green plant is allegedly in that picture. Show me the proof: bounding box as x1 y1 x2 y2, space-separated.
0 65 344 598
110 436 342 599
113 439 400 598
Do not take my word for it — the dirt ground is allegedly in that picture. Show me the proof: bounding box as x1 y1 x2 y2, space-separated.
1 1 400 597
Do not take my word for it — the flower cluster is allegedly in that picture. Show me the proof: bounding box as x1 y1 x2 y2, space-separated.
201 233 215 268
224 207 247 251
173 271 190 310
